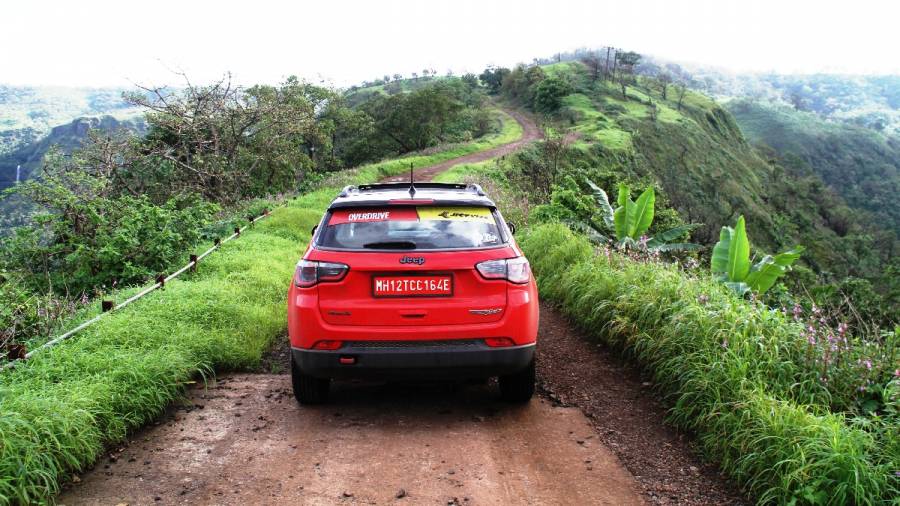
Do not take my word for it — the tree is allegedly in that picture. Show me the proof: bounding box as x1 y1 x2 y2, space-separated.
479 66 510 94
614 51 642 99
711 215 804 296
658 72 672 100
383 74 391 83
392 73 403 81
360 82 467 152
533 77 572 113
412 72 419 81
461 73 479 88
123 74 325 203
647 100 659 122
675 83 688 110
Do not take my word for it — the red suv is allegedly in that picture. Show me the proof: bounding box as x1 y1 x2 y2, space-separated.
287 182 539 404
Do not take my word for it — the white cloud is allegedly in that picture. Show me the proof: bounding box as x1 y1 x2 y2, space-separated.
1 0 898 87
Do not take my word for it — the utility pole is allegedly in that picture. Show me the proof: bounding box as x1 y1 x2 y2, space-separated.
605 47 611 79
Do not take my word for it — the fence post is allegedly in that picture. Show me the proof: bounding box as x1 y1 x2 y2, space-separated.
156 274 166 289
189 254 198 272
101 300 114 312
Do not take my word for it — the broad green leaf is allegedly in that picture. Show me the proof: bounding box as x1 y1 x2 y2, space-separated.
613 183 632 241
613 204 628 241
744 246 804 294
616 182 630 208
710 226 734 274
727 216 750 282
586 179 615 227
627 187 655 239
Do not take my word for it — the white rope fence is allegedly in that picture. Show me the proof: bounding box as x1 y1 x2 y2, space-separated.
1 209 274 371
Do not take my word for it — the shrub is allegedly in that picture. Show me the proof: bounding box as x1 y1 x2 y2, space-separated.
2 186 218 295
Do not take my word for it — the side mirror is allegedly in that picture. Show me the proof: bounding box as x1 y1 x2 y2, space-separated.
310 224 318 236
507 222 517 235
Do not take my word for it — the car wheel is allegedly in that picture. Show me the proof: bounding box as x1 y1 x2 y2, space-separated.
291 356 330 404
499 358 535 403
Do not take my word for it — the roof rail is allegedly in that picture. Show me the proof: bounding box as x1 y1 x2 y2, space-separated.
338 185 357 197
354 182 484 195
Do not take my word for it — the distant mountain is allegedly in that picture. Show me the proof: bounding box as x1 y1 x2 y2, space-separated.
0 115 146 231
726 99 900 236
0 115 146 191
0 85 143 154
634 60 900 136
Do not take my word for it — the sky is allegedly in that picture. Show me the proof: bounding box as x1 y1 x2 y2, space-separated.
2 0 899 88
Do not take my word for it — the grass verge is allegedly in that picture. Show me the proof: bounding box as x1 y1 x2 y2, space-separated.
518 223 898 505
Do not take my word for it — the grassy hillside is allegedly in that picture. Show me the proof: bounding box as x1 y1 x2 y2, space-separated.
497 62 895 304
726 99 900 236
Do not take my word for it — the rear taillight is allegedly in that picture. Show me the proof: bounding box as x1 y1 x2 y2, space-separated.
294 260 349 288
484 337 515 347
311 340 344 350
475 257 531 284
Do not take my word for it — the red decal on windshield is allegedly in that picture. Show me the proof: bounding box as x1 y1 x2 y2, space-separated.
329 208 419 225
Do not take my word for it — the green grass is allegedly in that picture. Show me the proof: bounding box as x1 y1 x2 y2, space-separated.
519 223 899 505
0 106 528 505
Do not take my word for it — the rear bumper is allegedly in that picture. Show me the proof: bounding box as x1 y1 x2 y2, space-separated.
292 341 535 380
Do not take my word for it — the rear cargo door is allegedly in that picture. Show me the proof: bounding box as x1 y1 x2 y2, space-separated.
313 206 511 327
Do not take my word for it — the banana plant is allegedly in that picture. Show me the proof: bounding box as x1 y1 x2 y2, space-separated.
711 215 804 296
586 180 700 252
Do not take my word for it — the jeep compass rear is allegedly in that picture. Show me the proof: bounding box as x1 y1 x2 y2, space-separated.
287 182 539 404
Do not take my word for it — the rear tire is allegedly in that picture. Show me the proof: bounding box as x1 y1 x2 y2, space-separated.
291 356 330 404
499 358 535 403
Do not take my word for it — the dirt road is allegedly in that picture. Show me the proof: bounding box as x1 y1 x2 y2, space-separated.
381 109 542 183
58 108 741 505
59 377 643 505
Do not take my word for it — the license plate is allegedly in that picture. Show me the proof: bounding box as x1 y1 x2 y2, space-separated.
373 275 453 297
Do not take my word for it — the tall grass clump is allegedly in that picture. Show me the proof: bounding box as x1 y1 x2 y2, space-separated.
520 223 899 505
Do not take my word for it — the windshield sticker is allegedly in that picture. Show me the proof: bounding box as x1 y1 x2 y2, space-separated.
329 208 418 225
417 206 493 222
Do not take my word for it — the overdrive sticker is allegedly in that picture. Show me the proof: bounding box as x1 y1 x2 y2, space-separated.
328 208 418 225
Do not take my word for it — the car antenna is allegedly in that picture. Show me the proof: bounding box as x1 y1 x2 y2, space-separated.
408 163 416 197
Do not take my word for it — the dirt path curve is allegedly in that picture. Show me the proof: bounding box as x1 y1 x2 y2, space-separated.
58 110 737 505
381 108 542 183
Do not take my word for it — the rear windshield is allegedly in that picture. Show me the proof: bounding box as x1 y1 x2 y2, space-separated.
318 206 504 250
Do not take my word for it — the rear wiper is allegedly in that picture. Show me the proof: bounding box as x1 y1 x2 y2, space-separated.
362 241 417 250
